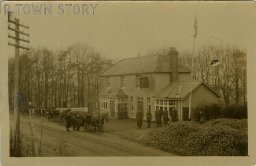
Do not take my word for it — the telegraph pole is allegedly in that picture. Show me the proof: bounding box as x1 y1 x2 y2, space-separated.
8 12 30 156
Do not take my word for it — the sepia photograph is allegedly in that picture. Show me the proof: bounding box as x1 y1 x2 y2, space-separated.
0 1 256 165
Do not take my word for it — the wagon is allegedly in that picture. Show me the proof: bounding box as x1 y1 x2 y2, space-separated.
56 108 71 125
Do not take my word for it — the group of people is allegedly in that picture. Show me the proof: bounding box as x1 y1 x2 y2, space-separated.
155 107 169 127
136 107 171 129
136 110 153 129
65 111 106 132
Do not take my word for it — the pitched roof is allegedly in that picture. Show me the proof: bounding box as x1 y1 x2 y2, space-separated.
154 81 221 99
101 54 190 76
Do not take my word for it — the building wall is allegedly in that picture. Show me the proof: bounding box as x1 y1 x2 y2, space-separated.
99 73 170 119
152 73 171 92
183 85 219 107
98 77 107 91
123 73 169 120
99 72 192 120
178 73 191 81
182 84 219 121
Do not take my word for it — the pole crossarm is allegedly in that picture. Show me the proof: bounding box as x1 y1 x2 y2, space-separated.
8 19 30 29
8 42 30 50
8 26 30 37
8 35 30 43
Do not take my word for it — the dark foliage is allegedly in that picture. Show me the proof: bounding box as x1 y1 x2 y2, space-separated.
223 104 247 119
194 104 247 121
140 119 247 156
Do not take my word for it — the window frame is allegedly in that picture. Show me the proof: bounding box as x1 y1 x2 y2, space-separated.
155 99 176 115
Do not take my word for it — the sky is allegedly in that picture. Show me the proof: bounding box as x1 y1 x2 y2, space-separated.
1 1 255 61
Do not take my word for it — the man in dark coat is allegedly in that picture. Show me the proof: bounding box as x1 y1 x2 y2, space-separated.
163 108 169 124
99 114 105 132
136 111 143 129
155 107 161 127
159 108 163 125
75 115 83 131
146 110 152 128
65 111 72 132
71 113 77 131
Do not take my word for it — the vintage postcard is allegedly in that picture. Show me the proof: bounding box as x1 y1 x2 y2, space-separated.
0 1 256 166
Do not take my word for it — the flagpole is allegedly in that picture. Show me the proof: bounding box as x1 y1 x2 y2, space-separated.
188 13 197 121
188 37 196 120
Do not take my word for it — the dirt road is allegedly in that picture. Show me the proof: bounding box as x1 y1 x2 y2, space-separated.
11 115 173 156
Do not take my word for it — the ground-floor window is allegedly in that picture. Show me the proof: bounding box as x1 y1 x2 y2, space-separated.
155 99 177 119
155 99 176 109
100 97 115 110
100 98 109 110
100 96 128 119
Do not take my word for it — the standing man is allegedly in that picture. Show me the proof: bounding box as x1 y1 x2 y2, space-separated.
71 112 77 131
159 107 163 125
163 108 169 124
136 111 143 129
146 109 152 128
65 110 72 132
155 107 161 127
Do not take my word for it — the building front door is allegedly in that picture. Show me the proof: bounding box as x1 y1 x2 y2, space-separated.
117 103 127 119
110 101 115 118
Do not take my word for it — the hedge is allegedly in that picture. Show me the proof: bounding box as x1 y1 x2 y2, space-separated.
140 119 247 156
194 104 247 121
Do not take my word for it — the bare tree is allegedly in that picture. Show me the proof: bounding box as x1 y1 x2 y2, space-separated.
179 46 246 106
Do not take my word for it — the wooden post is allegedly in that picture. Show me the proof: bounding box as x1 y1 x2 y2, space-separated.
8 12 30 156
13 18 21 156
29 121 38 156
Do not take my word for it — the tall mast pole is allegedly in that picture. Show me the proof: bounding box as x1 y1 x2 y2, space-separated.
188 13 197 120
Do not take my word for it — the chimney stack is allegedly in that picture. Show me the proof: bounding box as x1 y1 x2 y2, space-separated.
169 47 179 82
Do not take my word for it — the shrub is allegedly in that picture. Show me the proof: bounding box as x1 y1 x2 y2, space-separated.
223 105 247 119
203 118 247 130
194 104 247 121
194 104 223 122
141 119 247 156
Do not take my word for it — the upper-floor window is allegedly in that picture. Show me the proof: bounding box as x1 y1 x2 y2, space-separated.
136 75 149 88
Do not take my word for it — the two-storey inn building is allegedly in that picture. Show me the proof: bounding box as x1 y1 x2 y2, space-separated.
98 47 220 121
